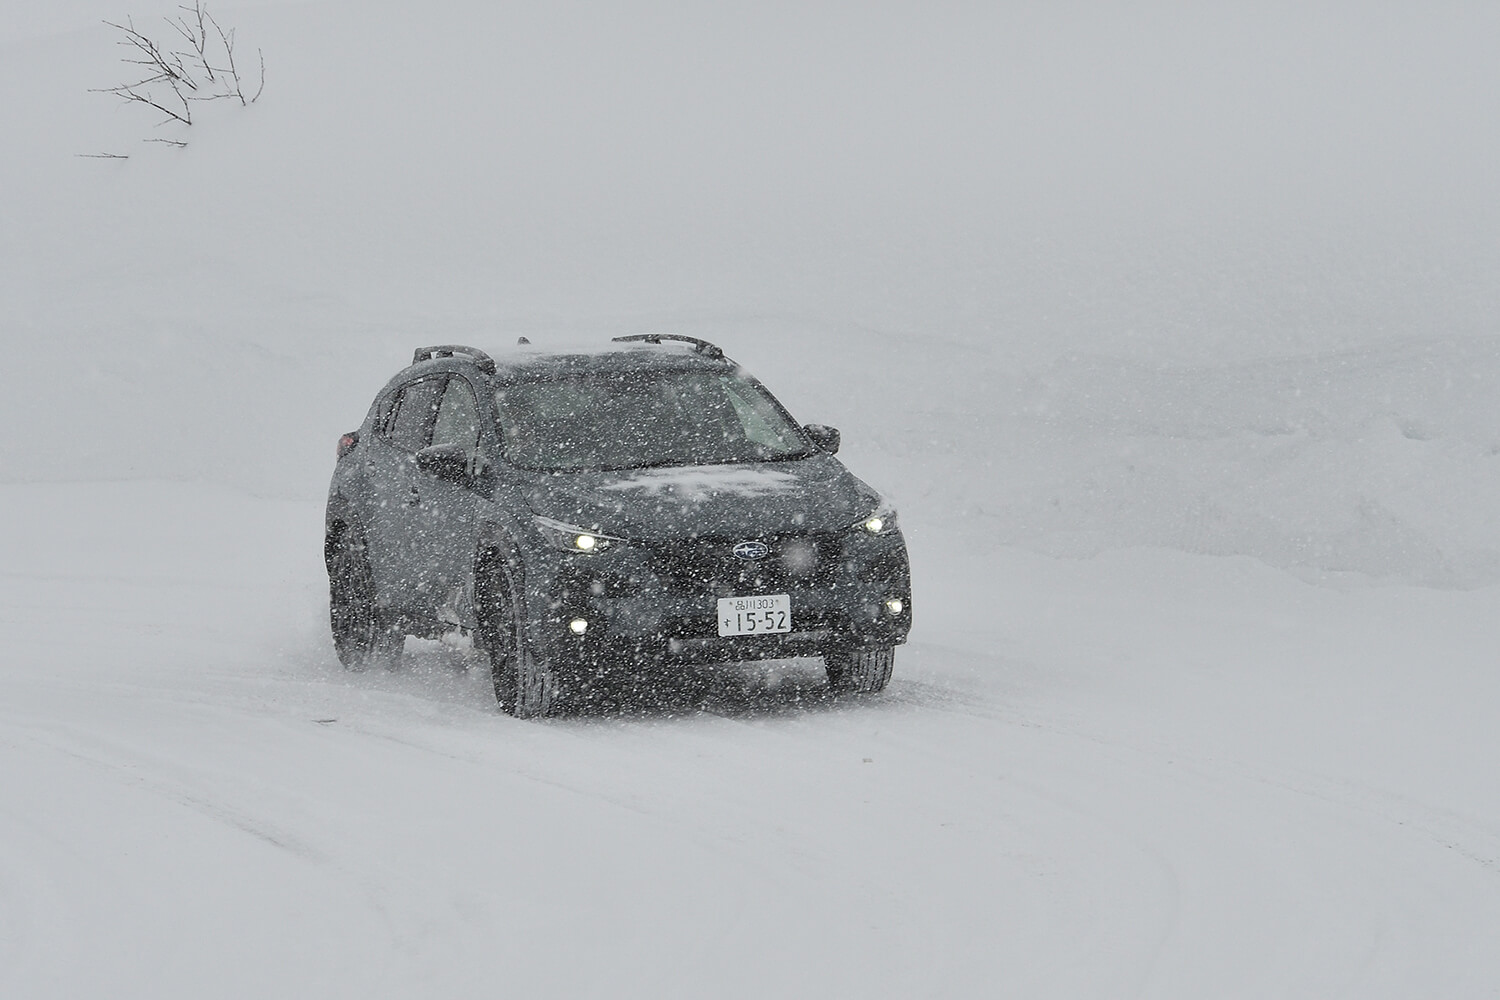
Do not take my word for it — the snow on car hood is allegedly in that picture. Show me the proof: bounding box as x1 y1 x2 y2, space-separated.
525 453 879 540
598 465 800 499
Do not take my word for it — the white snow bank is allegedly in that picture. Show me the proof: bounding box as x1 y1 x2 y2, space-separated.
958 338 1500 586
722 328 1500 587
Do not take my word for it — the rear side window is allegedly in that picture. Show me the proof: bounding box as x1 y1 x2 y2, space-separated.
385 377 444 452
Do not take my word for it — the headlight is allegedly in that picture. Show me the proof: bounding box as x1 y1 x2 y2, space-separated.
853 502 898 536
534 516 622 553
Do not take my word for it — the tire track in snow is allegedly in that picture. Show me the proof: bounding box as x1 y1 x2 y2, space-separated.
2 719 332 865
894 641 1500 882
0 803 80 997
873 647 1500 996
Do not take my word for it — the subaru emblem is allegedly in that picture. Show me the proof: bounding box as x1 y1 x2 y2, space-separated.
733 540 769 561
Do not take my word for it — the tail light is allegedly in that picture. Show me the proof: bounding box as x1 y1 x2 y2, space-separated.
337 430 360 458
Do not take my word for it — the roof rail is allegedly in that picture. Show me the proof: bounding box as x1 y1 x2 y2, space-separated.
411 344 497 375
611 333 725 359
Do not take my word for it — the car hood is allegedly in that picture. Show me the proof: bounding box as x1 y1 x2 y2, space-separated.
524 454 880 541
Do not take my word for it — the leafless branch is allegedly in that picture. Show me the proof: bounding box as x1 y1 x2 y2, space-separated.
170 1 216 83
205 10 245 105
105 18 195 91
92 80 193 125
252 49 265 103
95 4 263 138
77 152 131 159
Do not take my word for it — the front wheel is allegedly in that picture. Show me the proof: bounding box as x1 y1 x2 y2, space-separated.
476 556 560 718
824 645 895 694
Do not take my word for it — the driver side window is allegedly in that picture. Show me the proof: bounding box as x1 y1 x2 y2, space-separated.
431 377 486 472
721 379 803 453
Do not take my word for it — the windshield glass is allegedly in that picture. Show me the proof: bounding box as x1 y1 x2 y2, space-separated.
494 369 814 471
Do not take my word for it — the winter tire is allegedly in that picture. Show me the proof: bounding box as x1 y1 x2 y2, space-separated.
477 555 559 718
825 645 895 694
328 525 403 671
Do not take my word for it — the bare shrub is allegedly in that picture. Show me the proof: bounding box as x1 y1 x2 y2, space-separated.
93 1 264 144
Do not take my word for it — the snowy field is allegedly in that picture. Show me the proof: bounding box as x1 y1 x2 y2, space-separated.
4 2 1500 997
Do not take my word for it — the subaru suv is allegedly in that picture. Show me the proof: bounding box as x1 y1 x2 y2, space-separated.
324 335 912 717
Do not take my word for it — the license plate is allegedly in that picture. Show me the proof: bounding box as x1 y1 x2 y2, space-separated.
717 594 792 637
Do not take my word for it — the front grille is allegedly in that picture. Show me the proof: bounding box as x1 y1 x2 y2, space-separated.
645 533 844 597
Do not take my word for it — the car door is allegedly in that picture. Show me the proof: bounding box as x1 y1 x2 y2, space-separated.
365 375 445 607
412 374 493 628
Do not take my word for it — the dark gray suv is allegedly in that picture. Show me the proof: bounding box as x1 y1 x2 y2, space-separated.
325 336 912 717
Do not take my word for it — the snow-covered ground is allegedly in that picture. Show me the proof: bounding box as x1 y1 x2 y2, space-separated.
5 479 1498 998
4 1 1500 996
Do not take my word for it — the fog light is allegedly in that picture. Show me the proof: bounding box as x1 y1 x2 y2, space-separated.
885 598 904 615
568 618 589 635
863 517 885 534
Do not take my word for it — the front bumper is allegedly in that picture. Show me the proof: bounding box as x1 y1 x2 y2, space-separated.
523 529 912 670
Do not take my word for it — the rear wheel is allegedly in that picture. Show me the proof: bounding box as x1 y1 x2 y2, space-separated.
477 555 560 718
824 645 895 694
328 525 403 670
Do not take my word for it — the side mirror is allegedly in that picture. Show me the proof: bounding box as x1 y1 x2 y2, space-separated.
416 443 473 485
804 423 841 454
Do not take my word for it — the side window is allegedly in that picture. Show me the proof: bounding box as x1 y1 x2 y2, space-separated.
721 379 803 453
385 377 444 453
431 377 484 469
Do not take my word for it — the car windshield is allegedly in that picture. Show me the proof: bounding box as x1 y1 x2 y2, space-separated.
494 369 814 472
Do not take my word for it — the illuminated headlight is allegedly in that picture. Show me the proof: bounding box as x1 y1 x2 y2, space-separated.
854 503 899 536
568 618 589 635
535 516 621 553
885 598 904 615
